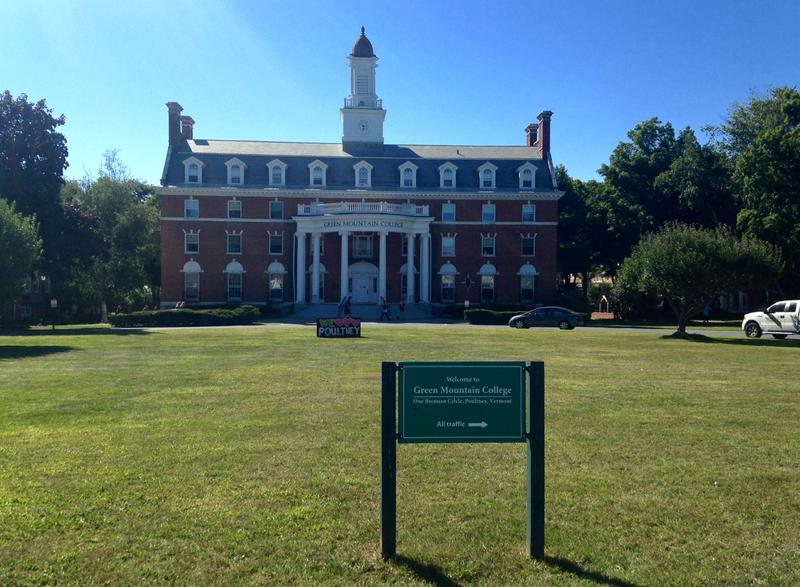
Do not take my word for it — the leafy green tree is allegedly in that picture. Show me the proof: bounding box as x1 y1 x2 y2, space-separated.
722 87 800 293
0 91 69 282
556 165 606 289
61 151 160 320
0 199 42 323
614 223 781 335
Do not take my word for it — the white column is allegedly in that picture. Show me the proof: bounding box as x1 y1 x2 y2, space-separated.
340 230 349 302
311 233 321 303
296 231 306 303
406 233 415 304
378 230 387 303
420 232 430 303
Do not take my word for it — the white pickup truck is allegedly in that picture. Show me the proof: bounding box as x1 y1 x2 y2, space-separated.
742 300 800 339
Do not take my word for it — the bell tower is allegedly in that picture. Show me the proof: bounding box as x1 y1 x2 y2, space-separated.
341 27 386 147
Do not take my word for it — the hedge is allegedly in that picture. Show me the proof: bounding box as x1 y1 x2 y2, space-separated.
464 308 524 325
109 305 261 327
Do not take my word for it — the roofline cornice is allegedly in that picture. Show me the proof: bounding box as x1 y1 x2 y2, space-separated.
157 186 565 200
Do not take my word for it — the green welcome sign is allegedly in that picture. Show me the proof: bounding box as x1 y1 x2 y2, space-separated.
381 360 545 561
398 361 525 443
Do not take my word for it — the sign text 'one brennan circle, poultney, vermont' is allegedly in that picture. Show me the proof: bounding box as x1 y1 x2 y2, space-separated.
398 361 526 443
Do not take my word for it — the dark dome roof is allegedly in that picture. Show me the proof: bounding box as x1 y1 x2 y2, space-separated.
350 26 375 58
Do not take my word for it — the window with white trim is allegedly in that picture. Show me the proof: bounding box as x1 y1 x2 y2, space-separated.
517 163 537 189
441 235 455 257
227 272 242 302
269 274 283 302
439 162 457 188
184 231 199 253
225 158 247 185
183 157 204 184
228 199 242 219
184 198 199 218
481 234 496 257
442 203 456 222
267 159 287 186
269 201 284 220
477 162 498 189
522 235 536 257
353 161 373 188
399 161 418 188
481 275 495 303
353 234 373 258
521 275 535 303
308 160 328 187
184 272 200 302
441 274 455 303
482 203 496 223
269 234 283 255
227 233 242 254
522 204 535 223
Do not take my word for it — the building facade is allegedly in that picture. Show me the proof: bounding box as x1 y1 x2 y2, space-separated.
159 29 563 312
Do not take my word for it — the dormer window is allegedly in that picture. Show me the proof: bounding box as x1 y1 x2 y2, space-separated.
438 162 458 189
225 158 247 185
353 161 373 188
517 162 538 190
183 156 205 184
308 160 328 187
398 161 418 188
267 159 287 187
477 162 498 189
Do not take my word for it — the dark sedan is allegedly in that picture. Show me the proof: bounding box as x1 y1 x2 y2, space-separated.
508 306 581 330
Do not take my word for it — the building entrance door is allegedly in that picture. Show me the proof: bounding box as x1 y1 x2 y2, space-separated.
349 262 379 303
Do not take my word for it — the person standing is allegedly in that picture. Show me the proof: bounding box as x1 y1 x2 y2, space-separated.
379 297 390 321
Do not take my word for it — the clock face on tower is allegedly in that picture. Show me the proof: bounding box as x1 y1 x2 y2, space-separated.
359 121 369 133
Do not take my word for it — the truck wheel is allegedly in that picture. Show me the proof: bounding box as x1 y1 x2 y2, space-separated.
514 321 526 329
558 320 572 330
772 334 788 340
744 322 762 338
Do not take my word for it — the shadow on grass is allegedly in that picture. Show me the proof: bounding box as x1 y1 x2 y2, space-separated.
660 332 800 347
544 555 640 587
0 327 152 337
392 555 462 587
0 345 76 360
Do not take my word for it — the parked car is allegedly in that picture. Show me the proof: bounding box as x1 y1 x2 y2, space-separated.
508 306 581 330
742 300 800 339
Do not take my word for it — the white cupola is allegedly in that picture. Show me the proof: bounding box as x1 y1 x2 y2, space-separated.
341 27 386 146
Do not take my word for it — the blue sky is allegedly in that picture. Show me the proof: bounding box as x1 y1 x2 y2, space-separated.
1 0 797 185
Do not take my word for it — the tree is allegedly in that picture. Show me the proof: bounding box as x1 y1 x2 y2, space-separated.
61 151 160 320
0 199 42 323
0 91 69 282
722 87 800 294
614 223 781 335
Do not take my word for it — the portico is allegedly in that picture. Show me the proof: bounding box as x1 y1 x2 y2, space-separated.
293 205 433 305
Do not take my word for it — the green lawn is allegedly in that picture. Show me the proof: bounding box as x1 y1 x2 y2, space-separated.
1 325 798 585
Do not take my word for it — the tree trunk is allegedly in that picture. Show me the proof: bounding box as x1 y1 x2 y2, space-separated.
666 297 690 337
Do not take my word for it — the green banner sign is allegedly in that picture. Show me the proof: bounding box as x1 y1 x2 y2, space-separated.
398 361 526 443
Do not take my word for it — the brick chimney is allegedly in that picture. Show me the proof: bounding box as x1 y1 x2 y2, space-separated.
525 123 539 147
180 115 195 140
166 102 183 147
536 110 553 156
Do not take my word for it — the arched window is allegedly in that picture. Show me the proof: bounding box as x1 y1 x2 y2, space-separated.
482 169 493 188
358 167 369 187
438 262 458 303
267 261 286 302
230 165 241 184
403 168 413 187
225 260 244 303
518 264 538 303
313 166 323 185
522 168 533 188
443 168 453 187
479 262 497 303
188 163 199 183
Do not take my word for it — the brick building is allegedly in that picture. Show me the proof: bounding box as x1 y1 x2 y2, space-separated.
158 29 563 314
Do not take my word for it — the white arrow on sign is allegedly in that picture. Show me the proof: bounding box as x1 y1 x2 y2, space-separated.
467 421 488 428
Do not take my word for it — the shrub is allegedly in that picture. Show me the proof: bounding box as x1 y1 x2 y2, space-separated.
109 305 261 327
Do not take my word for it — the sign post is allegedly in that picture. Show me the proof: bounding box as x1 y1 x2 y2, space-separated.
380 360 544 560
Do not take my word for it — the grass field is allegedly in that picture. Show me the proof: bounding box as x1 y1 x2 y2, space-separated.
1 324 798 585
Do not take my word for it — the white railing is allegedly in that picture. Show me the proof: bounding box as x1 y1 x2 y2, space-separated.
297 201 429 217
343 98 382 109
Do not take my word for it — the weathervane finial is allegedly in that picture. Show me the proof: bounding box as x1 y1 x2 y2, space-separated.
361 26 365 35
